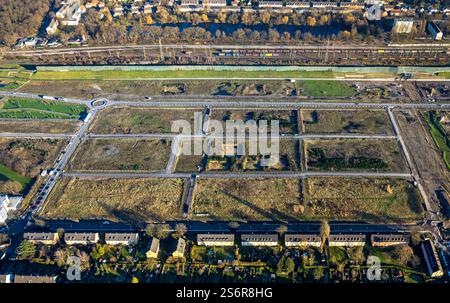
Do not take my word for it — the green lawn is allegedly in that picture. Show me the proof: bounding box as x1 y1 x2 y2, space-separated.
299 80 355 97
0 97 87 119
0 163 32 188
32 70 337 80
438 72 450 79
422 111 450 170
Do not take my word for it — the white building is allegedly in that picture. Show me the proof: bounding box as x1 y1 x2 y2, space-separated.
46 18 59 35
428 22 443 40
241 234 278 246
0 195 24 224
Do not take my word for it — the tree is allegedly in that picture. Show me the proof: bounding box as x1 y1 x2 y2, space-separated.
131 276 139 283
54 249 68 267
313 267 324 281
410 229 422 246
277 256 295 274
306 16 317 27
276 224 288 236
16 240 36 260
319 220 330 249
175 223 187 237
392 246 414 266
78 251 91 271
146 223 171 239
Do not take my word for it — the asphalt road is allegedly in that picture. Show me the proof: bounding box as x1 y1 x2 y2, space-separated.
1 90 450 110
63 171 412 179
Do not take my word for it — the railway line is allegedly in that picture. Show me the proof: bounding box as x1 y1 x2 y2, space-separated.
5 43 450 65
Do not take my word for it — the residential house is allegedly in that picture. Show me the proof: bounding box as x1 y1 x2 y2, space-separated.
285 1 311 8
180 0 199 5
328 234 366 247
197 233 235 246
203 0 227 7
259 0 284 8
23 232 59 245
105 233 139 246
143 3 153 13
13 275 57 283
285 234 321 247
428 21 443 40
370 234 410 247
146 237 160 259
392 19 414 34
113 5 124 16
46 18 59 35
0 274 13 283
421 238 444 278
241 234 278 246
172 238 186 258
64 232 99 245
311 0 338 8
131 4 141 14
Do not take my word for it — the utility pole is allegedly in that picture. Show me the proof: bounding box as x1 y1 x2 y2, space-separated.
159 38 164 62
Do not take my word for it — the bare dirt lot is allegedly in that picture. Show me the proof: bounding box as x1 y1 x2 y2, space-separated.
303 177 424 222
395 110 450 214
204 139 300 172
0 119 80 134
39 177 186 223
209 109 298 134
68 138 171 172
89 107 201 134
301 109 393 135
192 178 302 222
305 139 408 172
19 80 297 99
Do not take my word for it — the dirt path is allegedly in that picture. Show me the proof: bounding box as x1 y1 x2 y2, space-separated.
395 109 449 217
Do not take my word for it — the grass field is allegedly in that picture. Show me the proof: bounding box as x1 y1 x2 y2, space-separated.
68 138 171 172
192 178 301 222
303 177 424 222
39 177 186 223
19 79 298 99
422 111 450 170
0 163 32 191
32 70 337 80
0 138 66 177
90 107 200 134
301 110 393 135
305 139 407 172
209 109 298 134
175 155 204 173
0 120 80 134
298 81 355 97
438 72 450 79
0 97 86 119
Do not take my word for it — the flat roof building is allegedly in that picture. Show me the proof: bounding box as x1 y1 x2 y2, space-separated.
421 238 444 278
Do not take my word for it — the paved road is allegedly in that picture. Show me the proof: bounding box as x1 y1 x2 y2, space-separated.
0 132 73 139
2 90 450 110
0 91 91 106
23 218 418 234
63 171 412 179
87 133 398 140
